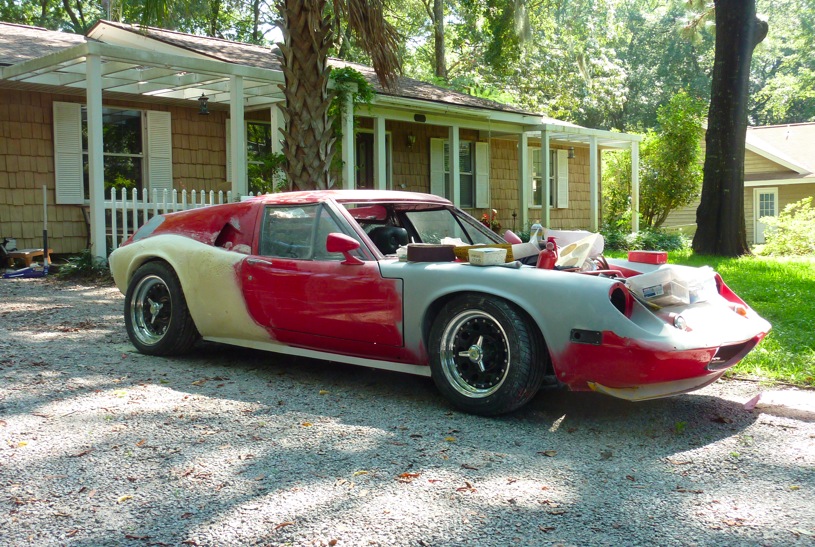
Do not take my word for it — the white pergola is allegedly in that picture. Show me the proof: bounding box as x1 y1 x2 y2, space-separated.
0 39 360 259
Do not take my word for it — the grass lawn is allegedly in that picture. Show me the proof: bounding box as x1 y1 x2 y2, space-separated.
618 250 815 387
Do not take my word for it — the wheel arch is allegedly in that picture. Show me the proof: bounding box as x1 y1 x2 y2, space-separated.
422 290 553 376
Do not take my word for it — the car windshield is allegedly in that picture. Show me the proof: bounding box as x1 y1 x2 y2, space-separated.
403 208 499 245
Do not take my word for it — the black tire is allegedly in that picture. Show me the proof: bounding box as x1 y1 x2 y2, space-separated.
124 261 199 355
429 294 546 416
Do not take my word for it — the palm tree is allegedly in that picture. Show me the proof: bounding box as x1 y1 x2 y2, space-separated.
276 0 400 190
135 0 400 191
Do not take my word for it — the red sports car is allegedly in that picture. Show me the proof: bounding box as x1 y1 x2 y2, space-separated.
108 190 770 415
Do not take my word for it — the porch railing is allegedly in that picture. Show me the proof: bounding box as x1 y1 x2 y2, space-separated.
106 187 262 250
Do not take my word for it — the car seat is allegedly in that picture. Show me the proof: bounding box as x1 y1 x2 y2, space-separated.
368 226 409 255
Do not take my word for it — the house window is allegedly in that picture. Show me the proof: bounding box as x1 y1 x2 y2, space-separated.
430 138 489 208
444 141 475 208
531 147 569 209
54 101 172 205
81 107 144 200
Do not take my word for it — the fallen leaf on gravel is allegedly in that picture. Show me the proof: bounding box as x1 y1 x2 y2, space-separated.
547 509 567 515
353 470 369 476
191 379 207 386
789 485 801 491
723 518 745 527
135 439 146 447
444 436 456 442
461 463 479 470
66 529 79 537
124 534 149 540
743 393 762 410
117 495 133 503
181 540 199 545
626 475 636 481
16 441 28 448
319 390 330 395
301 422 313 427
254 474 265 481
0 419 6 427
711 415 733 424
456 481 477 493
539 526 555 533
537 450 557 457
667 458 692 465
790 528 814 537
180 512 193 519
675 487 703 494
397 472 421 483
274 521 295 530
428 479 442 484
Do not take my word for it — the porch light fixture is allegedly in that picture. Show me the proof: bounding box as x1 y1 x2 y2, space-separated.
198 93 210 115
407 134 416 149
568 146 575 159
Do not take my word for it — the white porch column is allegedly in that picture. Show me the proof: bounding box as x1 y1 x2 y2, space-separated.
589 136 599 232
229 75 247 196
631 141 640 233
541 130 551 228
518 132 529 229
85 54 105 260
270 102 284 155
341 93 355 189
449 125 460 207
373 116 387 190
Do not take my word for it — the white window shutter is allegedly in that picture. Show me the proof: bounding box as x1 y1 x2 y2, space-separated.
225 120 231 183
429 138 445 197
53 101 83 205
556 149 569 208
146 110 173 194
475 142 490 208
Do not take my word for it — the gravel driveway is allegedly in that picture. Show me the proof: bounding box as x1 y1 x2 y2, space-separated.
1 277 813 546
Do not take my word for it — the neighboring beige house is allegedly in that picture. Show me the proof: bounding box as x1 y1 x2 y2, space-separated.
0 20 642 257
664 123 815 245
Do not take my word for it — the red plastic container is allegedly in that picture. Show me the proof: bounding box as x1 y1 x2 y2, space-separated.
628 250 668 265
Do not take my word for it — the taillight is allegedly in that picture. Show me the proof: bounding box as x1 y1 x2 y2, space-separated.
610 283 633 318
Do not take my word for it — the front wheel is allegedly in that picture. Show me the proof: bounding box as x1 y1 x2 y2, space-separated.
124 261 199 355
429 294 546 416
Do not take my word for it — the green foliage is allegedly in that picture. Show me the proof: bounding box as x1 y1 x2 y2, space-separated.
248 152 287 194
603 91 705 230
56 249 111 282
601 227 689 252
756 197 815 256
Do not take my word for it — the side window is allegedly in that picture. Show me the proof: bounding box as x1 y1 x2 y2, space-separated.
259 204 360 261
259 205 317 259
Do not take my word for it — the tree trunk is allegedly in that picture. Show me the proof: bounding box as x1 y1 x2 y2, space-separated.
433 0 446 80
692 1 768 256
276 0 336 191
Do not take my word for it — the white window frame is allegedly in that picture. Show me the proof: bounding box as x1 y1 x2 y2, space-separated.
430 138 489 208
530 147 569 209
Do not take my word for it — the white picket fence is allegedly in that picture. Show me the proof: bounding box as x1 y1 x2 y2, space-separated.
106 187 264 249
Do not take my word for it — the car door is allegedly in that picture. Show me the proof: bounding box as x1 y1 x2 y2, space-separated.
240 202 404 358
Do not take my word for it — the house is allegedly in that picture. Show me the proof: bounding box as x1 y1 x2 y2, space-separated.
0 20 642 258
664 123 815 244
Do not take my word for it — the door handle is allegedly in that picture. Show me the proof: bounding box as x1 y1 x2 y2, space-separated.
246 257 274 267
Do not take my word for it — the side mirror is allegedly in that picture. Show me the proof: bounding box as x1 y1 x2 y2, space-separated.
326 233 364 265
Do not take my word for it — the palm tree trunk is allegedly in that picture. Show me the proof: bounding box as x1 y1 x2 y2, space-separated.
276 0 336 190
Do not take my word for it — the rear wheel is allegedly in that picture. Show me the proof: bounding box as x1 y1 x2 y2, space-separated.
429 294 546 415
124 261 199 355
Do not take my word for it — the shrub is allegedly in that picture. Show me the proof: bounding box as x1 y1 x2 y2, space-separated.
56 249 111 282
757 197 815 256
601 227 689 252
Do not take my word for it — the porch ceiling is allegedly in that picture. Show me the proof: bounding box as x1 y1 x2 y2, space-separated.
0 40 285 109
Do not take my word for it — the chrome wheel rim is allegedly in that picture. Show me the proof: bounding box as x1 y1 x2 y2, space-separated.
129 274 172 346
439 310 510 398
